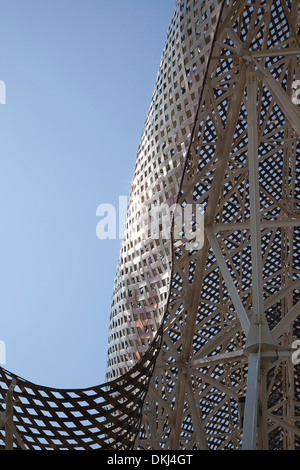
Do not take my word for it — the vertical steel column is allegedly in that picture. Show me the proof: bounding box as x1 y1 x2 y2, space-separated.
242 352 260 450
4 380 16 450
242 64 273 450
247 65 265 328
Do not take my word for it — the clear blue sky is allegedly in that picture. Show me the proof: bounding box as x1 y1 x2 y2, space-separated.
0 0 175 388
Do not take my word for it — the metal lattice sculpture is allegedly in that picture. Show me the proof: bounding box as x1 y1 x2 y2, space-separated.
1 0 300 451
0 327 162 449
136 0 300 451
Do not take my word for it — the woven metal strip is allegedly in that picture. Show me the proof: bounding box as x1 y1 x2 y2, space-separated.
0 325 162 450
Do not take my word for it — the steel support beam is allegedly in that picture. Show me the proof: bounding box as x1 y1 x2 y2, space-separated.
244 65 274 350
186 380 208 450
214 218 300 232
242 352 260 450
206 225 250 334
272 299 300 341
0 379 26 450
242 65 274 450
254 58 300 136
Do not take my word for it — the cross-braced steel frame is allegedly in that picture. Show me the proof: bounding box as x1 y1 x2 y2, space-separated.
0 0 299 451
136 0 300 450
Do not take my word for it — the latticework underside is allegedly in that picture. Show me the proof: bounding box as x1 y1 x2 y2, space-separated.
0 0 299 451
0 328 162 450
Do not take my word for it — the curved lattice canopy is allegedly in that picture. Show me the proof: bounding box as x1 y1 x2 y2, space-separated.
0 327 162 450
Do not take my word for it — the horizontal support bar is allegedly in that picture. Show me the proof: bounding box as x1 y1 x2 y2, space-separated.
214 218 300 232
212 48 300 60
